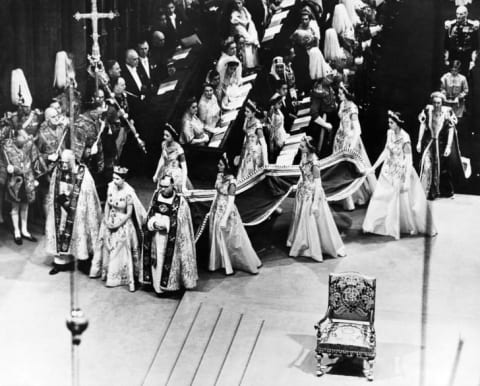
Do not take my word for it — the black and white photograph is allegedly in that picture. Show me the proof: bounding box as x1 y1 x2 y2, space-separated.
0 0 479 385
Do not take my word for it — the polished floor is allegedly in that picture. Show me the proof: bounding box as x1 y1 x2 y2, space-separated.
0 192 479 386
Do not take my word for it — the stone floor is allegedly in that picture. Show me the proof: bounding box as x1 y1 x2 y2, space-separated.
0 192 479 386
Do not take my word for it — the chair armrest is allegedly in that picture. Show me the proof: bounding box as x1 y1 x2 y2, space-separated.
369 311 376 343
314 306 331 331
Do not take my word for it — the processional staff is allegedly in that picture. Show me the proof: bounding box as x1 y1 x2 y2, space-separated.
65 2 118 386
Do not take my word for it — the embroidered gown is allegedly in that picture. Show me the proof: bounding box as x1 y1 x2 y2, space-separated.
333 100 376 206
157 141 193 192
237 117 266 181
90 182 146 291
363 129 437 240
287 154 346 260
209 174 262 275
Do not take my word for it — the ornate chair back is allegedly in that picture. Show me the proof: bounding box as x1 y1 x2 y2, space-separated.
327 272 376 323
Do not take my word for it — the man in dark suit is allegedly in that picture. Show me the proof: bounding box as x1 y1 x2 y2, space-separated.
150 31 173 82
274 80 297 132
137 39 158 92
122 49 147 116
165 1 188 42
120 49 149 175
245 0 269 41
157 12 179 52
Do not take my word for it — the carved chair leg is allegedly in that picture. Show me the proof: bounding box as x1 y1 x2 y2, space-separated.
363 358 374 381
316 353 326 376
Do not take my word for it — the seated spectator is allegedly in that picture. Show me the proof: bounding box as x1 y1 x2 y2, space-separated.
198 83 221 134
180 98 210 145
216 37 243 85
206 68 223 102
220 60 243 110
268 56 296 96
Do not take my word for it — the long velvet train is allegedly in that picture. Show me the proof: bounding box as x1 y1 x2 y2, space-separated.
187 149 370 241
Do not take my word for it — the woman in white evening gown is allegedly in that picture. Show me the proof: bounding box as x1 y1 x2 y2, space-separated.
287 136 346 261
363 111 437 240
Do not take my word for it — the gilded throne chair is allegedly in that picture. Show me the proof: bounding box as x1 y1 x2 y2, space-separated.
314 272 376 381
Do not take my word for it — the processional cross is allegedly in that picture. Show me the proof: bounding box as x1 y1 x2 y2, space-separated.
73 0 118 64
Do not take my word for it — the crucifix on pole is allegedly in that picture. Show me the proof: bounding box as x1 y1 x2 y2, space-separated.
73 0 118 64
74 0 118 103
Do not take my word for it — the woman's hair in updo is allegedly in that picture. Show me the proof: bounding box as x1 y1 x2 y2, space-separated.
219 153 234 175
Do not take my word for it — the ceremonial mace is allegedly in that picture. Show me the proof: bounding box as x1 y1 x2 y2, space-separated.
66 2 118 386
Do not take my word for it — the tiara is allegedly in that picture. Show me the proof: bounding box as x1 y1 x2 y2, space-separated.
113 166 129 175
165 123 179 137
246 99 257 111
387 110 404 123
269 93 283 105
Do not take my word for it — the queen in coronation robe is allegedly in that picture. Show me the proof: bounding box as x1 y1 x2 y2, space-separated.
140 175 198 294
287 136 346 261
89 167 146 291
363 111 437 240
45 150 102 274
